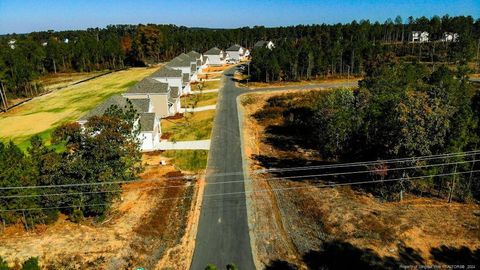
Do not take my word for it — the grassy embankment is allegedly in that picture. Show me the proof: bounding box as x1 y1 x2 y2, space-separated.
0 67 157 151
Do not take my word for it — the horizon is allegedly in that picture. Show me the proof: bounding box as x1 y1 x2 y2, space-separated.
0 0 479 35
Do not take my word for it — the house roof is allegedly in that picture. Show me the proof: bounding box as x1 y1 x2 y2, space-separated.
187 51 201 59
79 95 139 121
166 57 191 68
130 99 150 113
139 113 156 132
204 47 222 55
150 66 182 78
254 41 267 47
182 73 190 84
226 44 242 51
169 87 180 104
190 63 197 73
125 78 169 94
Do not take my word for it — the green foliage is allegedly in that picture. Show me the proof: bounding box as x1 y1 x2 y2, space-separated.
205 265 218 270
162 150 208 172
21 257 40 270
0 257 9 270
0 104 143 226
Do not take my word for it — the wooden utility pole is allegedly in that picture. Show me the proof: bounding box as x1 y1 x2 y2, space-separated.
448 163 458 203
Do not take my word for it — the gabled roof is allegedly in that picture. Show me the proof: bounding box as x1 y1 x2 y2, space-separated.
150 66 182 78
139 113 156 132
190 63 197 73
130 99 150 113
125 78 169 94
79 95 139 121
254 40 267 47
182 73 190 84
204 47 222 55
187 51 201 59
166 57 191 68
226 44 243 51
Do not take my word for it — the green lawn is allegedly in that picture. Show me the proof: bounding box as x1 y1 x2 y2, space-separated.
180 92 218 108
201 80 221 90
161 110 215 141
0 67 157 151
162 150 208 172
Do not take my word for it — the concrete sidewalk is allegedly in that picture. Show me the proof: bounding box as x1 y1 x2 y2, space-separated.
157 139 210 150
190 89 219 94
181 105 216 112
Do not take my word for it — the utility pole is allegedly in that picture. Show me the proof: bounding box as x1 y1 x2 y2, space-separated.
476 38 480 73
247 61 250 87
448 163 458 203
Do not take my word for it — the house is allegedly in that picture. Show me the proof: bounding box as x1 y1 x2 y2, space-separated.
254 40 275 50
204 47 227 66
8 39 16 49
150 66 185 96
123 77 180 117
441 32 459 42
166 55 198 87
187 51 207 73
225 44 250 62
77 95 161 151
411 31 429 43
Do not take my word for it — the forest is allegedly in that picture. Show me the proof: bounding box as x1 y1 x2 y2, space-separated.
1 15 479 98
0 104 142 226
259 58 480 201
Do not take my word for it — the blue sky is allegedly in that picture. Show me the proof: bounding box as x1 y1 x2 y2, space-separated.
0 0 478 34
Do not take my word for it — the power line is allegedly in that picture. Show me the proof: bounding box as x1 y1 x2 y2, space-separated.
0 158 475 199
1 168 478 213
1 150 477 191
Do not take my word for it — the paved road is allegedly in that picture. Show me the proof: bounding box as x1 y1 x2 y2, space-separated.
190 68 254 270
190 69 359 270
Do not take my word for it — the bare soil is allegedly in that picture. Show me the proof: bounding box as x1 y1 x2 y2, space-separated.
0 152 201 269
240 91 480 269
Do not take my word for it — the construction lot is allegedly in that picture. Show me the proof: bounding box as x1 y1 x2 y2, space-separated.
240 91 480 269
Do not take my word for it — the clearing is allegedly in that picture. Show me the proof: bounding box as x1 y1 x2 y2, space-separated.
0 153 202 269
240 91 480 269
0 67 157 150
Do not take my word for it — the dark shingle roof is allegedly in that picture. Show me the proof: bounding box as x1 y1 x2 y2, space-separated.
125 78 169 94
166 57 191 68
196 59 202 66
130 99 150 113
190 63 197 73
150 66 182 78
226 44 242 51
187 51 201 59
79 95 139 121
139 113 156 132
182 73 190 84
254 41 266 48
204 47 222 55
169 87 180 103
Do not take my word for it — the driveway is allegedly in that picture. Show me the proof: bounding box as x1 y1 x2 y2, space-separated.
190 68 360 269
157 139 210 150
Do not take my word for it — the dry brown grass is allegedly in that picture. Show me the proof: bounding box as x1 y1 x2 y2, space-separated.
240 90 480 268
0 153 197 269
247 77 361 89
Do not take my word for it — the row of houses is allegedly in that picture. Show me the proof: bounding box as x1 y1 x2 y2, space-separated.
411 31 459 43
78 42 263 150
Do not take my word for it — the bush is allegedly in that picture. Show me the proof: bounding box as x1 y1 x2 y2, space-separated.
21 257 40 270
205 264 217 270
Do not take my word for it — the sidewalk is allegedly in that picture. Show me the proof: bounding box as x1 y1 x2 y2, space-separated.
157 139 211 150
190 89 219 94
181 105 216 112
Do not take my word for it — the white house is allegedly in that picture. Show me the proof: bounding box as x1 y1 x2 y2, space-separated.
204 47 227 66
150 66 186 96
254 40 275 50
441 32 459 42
187 51 207 73
166 55 198 86
123 77 181 117
411 31 429 43
77 95 161 151
225 44 250 62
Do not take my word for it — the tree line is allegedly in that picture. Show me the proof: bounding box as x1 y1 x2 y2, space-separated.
259 59 480 201
249 15 480 82
1 15 479 98
0 104 142 227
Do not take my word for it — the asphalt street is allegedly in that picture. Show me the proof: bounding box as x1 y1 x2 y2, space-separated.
190 67 359 270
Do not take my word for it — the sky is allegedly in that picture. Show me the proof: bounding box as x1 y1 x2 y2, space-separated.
0 0 479 34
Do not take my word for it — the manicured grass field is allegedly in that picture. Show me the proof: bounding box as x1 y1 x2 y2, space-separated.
0 67 157 150
161 110 215 141
180 92 218 108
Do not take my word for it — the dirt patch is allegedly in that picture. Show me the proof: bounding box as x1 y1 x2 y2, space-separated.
240 91 480 268
0 153 199 269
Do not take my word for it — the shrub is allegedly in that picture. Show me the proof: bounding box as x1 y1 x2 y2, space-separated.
21 257 40 270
